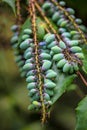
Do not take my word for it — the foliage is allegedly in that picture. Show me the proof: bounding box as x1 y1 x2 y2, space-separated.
75 96 87 130
0 0 87 129
52 71 76 104
1 0 16 13
82 45 87 73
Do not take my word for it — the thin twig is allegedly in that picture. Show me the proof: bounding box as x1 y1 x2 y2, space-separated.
16 0 22 25
29 0 47 124
77 71 87 87
35 1 61 42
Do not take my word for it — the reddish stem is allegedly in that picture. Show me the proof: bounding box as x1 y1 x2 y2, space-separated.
77 71 87 87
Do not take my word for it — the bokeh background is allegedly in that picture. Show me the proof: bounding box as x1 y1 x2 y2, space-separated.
0 0 87 130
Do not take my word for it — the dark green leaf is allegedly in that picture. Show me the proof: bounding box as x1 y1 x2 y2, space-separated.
75 96 87 130
18 17 46 46
2 0 16 13
82 45 87 73
36 18 45 41
66 84 77 92
52 67 76 104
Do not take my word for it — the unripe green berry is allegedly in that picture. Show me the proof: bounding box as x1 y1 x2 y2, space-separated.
20 39 33 49
15 55 22 63
73 63 79 71
31 93 39 101
42 60 52 71
45 34 55 44
63 62 71 73
50 50 54 56
62 32 71 38
26 76 36 83
11 36 18 44
70 46 82 53
67 8 75 15
69 66 74 74
24 52 33 59
47 41 57 49
22 34 30 41
75 53 84 59
57 18 65 26
17 60 25 67
60 21 68 27
44 93 50 101
24 47 33 54
51 46 62 53
44 33 51 40
53 53 64 61
45 101 52 106
28 104 35 110
40 53 51 60
25 58 34 64
68 40 79 46
20 71 27 78
59 41 66 49
70 31 78 36
45 89 54 96
27 82 36 90
23 63 34 71
46 69 57 79
42 2 52 10
11 25 18 32
59 28 67 34
59 1 66 6
75 19 82 24
52 12 60 22
33 101 41 107
29 89 37 96
23 29 32 35
57 59 67 68
79 25 87 32
72 35 80 40
26 70 35 77
44 81 56 89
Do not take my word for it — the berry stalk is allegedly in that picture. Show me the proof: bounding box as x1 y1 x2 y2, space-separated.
16 0 22 25
35 1 61 42
77 71 87 87
30 0 47 124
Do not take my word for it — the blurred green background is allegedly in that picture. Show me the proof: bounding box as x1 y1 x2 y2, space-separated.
0 0 87 130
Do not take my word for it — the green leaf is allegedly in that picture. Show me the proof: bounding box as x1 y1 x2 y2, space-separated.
52 67 76 104
36 18 45 41
82 45 87 73
75 96 87 130
2 0 16 13
66 84 77 92
18 17 46 46
18 18 31 46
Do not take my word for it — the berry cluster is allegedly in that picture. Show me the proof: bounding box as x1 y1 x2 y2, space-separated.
19 28 57 112
11 25 19 49
10 0 87 123
42 1 86 73
42 1 87 36
11 25 26 77
44 33 84 73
